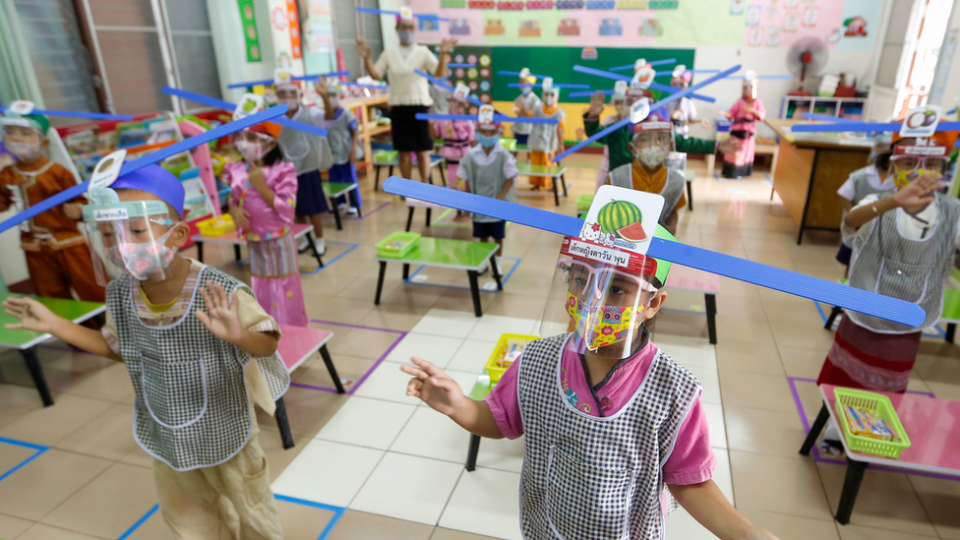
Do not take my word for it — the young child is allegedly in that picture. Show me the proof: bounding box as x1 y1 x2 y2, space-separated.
528 79 566 191
433 94 475 192
0 110 105 302
458 108 517 276
667 66 710 139
275 80 333 254
3 164 288 537
606 107 687 234
595 83 628 190
834 139 894 274
226 125 308 326
316 78 362 215
401 210 780 540
719 71 766 178
818 128 960 394
511 68 541 146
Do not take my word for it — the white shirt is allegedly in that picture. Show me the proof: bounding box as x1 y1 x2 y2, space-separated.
836 165 895 202
374 44 439 106
669 97 697 137
848 194 960 247
456 142 519 180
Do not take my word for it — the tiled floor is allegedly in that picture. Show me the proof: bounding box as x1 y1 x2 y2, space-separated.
1 160 959 539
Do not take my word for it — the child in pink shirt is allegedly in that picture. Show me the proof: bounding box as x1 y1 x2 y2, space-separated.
433 96 475 192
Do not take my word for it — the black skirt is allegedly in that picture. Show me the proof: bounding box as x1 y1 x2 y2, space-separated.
390 105 433 152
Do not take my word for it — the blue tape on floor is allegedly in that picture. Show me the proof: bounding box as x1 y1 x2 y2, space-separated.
0 436 49 483
117 504 159 540
813 300 946 338
302 241 359 275
402 257 521 292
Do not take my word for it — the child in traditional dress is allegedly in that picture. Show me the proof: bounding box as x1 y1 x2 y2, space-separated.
226 125 308 326
833 139 894 274
511 68 541 146
401 209 780 540
433 93 475 193
316 78 362 215
817 128 960 394
0 111 105 302
719 71 765 178
458 107 518 276
3 165 288 538
528 78 566 191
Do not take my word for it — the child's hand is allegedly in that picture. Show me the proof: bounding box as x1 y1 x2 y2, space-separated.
893 172 939 209
196 281 245 345
699 118 711 129
3 297 61 333
588 90 605 118
314 78 329 96
401 357 466 416
718 137 743 154
63 203 82 220
248 167 267 190
229 205 250 229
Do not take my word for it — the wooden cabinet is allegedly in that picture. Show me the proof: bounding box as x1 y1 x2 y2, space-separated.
341 95 391 171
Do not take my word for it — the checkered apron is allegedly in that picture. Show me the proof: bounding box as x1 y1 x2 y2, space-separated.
108 266 290 471
607 165 685 225
517 334 701 540
847 194 960 333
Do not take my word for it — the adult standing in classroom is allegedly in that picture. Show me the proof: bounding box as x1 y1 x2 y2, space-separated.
356 10 457 185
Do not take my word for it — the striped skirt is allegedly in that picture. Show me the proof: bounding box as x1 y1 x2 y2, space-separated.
249 234 299 279
817 317 922 393
249 234 308 327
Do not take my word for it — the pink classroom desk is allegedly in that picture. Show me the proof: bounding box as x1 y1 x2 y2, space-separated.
664 265 720 344
190 223 324 269
799 384 960 525
273 325 343 449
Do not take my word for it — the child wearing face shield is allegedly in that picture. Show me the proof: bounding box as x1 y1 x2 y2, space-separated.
274 81 333 255
400 206 781 540
606 109 687 234
226 125 309 326
3 164 288 538
719 74 766 178
667 67 710 139
315 78 362 215
0 111 105 303
833 139 895 275
511 69 541 146
432 93 475 193
817 129 960 395
457 110 518 275
527 81 566 190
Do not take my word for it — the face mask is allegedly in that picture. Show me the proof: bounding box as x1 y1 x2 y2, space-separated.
6 141 42 162
328 96 340 110
544 95 557 106
637 144 668 168
477 133 500 148
566 292 646 350
521 87 532 95
398 30 415 44
113 226 179 280
278 98 299 111
236 140 267 163
893 168 940 189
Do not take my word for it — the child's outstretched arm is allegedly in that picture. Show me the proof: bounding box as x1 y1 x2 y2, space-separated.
196 282 278 358
670 480 779 540
401 357 504 439
3 297 121 361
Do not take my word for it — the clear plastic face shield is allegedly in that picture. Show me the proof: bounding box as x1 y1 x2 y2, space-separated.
0 120 45 162
235 129 277 164
890 140 951 189
541 237 659 359
81 191 181 285
630 123 675 171
275 84 301 113
743 79 758 100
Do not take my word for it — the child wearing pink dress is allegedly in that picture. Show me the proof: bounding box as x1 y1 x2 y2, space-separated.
720 76 766 178
226 126 308 326
432 97 475 192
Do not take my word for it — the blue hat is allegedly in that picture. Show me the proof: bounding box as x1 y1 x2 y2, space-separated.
111 165 185 218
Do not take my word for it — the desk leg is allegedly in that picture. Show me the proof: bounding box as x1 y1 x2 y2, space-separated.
796 149 820 245
22 347 53 407
946 323 956 344
274 397 295 450
468 270 482 317
306 231 324 268
491 256 503 291
439 163 447 188
836 459 868 525
552 178 560 207
331 202 343 231
196 241 204 263
560 174 568 197
800 403 830 456
825 306 842 330
687 180 694 210
389 165 394 179
234 244 242 263
402 263 410 280
375 261 387 305
320 344 346 394
426 208 432 228
705 293 717 345
466 434 481 472
405 207 415 232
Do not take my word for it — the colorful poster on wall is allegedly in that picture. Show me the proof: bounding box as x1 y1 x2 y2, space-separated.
834 0 881 52
302 0 334 54
267 0 305 75
741 0 842 49
439 45 493 113
237 0 262 62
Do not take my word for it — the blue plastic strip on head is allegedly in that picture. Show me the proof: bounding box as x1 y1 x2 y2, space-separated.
498 70 549 79
609 58 677 71
646 82 716 103
791 121 960 133
567 90 615 98
415 112 559 125
506 82 592 89
801 112 857 123
226 71 350 89
447 63 475 68
574 65 632 82
382 177 925 327
162 86 328 137
0 107 134 121
555 64 741 161
0 106 287 236
355 6 450 21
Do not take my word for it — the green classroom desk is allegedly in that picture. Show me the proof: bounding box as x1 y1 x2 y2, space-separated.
322 181 360 230
0 294 106 407
374 236 502 316
517 163 568 206
372 153 446 191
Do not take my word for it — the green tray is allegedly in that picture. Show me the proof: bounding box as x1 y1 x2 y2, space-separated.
376 231 421 258
500 138 517 151
835 388 911 459
374 150 398 163
577 194 595 213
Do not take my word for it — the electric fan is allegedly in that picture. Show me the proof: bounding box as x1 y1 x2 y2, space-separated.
786 36 829 96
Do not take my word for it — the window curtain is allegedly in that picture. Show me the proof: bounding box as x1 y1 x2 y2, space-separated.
0 0 44 107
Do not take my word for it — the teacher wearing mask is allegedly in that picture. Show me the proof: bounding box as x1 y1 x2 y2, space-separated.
356 11 456 184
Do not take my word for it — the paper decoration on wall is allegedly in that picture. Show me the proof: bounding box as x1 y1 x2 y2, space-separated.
355 6 450 21
599 18 622 35
581 48 598 59
519 20 541 37
450 18 471 34
746 5 761 25
558 18 580 36
485 19 505 35
730 0 745 15
803 6 818 26
784 11 799 32
766 27 782 46
843 16 867 37
236 0 262 62
639 18 663 37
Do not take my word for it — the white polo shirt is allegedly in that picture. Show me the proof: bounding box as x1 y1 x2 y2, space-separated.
374 44 439 107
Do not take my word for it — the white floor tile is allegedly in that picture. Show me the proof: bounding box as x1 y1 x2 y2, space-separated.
350 452 464 525
271 439 383 507
475 436 525 474
665 507 716 540
439 467 522 540
385 333 465 368
316 397 417 450
654 335 717 369
390 406 472 463
446 339 499 374
410 309 480 338
352 361 423 406
685 365 721 405
703 402 727 449
467 315 539 342
713 448 734 505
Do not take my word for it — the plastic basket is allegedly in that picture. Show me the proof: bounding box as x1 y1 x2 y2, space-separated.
196 214 236 237
834 388 911 459
485 333 540 383
374 150 398 163
500 138 517 151
375 231 421 258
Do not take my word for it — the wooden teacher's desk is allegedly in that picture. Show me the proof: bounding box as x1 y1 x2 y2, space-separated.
765 119 873 245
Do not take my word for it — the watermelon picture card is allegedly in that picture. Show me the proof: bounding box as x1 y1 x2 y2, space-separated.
578 186 664 257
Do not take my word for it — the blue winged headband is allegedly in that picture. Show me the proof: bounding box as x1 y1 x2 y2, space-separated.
162 87 328 138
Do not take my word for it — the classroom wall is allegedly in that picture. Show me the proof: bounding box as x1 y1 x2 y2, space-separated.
931 5 960 111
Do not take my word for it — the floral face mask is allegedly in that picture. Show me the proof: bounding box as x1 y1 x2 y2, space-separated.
107 226 179 280
566 292 648 350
